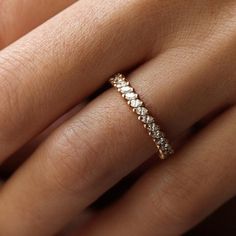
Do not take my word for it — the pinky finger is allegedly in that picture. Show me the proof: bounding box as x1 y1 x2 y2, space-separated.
78 106 236 236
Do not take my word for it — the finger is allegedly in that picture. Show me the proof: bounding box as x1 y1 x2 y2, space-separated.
59 210 94 236
0 83 231 235
0 29 235 235
79 107 236 236
0 0 76 48
0 87 156 236
0 101 87 179
0 0 159 163
121 43 236 139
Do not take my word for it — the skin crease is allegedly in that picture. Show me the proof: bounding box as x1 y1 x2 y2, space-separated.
0 0 85 177
0 0 235 235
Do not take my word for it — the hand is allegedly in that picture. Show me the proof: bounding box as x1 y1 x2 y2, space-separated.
0 0 235 235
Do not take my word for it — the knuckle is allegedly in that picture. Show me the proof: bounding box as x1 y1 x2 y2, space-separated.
0 64 36 149
0 55 19 105
0 48 47 143
0 66 21 141
46 121 99 195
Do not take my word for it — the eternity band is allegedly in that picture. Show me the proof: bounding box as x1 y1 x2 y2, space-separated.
109 73 174 159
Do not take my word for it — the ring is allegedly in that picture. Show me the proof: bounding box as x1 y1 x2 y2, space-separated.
109 73 174 159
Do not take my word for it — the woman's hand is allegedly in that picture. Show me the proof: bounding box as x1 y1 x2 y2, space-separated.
0 0 235 235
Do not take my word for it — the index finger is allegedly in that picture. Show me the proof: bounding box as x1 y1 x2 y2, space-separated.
0 0 76 48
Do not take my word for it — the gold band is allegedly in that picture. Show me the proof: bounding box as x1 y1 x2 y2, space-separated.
109 73 174 159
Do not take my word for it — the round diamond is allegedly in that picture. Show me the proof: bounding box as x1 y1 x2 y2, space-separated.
119 86 133 94
115 80 129 88
125 92 138 100
130 99 143 108
135 106 148 115
163 144 172 152
162 145 173 155
151 130 163 139
160 142 168 150
146 123 160 132
156 137 167 146
110 74 125 84
139 115 154 124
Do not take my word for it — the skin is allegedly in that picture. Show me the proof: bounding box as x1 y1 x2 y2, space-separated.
0 0 235 235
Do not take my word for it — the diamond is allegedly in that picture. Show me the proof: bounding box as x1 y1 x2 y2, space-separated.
156 137 167 146
115 80 129 88
164 143 170 149
119 86 133 94
135 106 148 115
151 130 163 139
146 123 160 132
110 74 125 84
130 99 143 108
160 142 168 150
115 73 124 79
162 146 173 155
124 92 138 100
139 115 154 124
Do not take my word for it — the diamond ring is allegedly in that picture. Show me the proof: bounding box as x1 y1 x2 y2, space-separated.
109 73 174 159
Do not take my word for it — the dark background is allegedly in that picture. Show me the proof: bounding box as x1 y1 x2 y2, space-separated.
186 197 236 236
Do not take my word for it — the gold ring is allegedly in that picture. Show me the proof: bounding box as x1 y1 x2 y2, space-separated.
109 73 174 159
